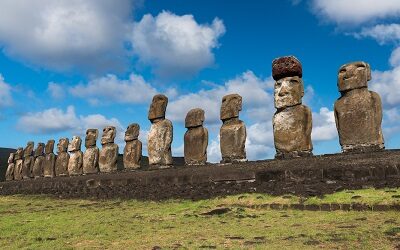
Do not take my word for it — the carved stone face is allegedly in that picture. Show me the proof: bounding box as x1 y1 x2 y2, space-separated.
34 143 45 157
148 94 168 121
274 76 304 109
24 141 34 157
101 126 116 145
125 123 140 142
85 129 98 148
8 153 15 164
185 108 205 128
68 136 82 152
220 94 242 121
57 138 69 153
45 140 55 154
338 61 371 92
15 147 24 160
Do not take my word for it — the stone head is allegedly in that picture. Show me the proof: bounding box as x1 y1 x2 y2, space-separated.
34 143 45 157
101 126 116 145
185 108 205 128
15 147 24 160
148 94 168 121
23 141 34 157
274 76 304 109
8 153 15 164
45 140 55 154
220 94 242 121
338 61 371 92
85 129 98 148
68 136 82 152
125 123 140 142
57 138 69 153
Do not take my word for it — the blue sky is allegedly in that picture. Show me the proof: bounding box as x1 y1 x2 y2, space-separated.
0 0 399 162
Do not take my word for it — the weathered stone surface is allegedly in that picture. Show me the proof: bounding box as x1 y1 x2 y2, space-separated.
83 129 99 174
13 148 24 180
184 108 208 165
5 153 15 181
32 143 45 178
334 61 384 152
274 76 303 109
85 129 98 148
272 56 302 80
124 123 142 170
99 126 118 173
220 94 242 121
148 94 168 121
22 141 34 179
43 140 56 178
185 108 205 128
55 138 69 176
67 136 83 176
148 119 173 167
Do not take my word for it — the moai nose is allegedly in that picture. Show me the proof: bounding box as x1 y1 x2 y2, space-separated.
279 84 289 96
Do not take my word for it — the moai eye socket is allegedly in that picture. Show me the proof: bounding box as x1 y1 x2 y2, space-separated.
290 79 299 84
275 81 282 87
339 68 346 74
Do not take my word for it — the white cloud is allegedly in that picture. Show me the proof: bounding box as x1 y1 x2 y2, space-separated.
0 74 13 106
354 24 400 45
47 82 65 100
312 107 337 141
131 11 225 77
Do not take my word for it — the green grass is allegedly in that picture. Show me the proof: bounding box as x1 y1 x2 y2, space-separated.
0 188 400 249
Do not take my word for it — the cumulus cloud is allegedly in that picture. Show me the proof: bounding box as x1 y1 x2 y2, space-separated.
312 107 337 141
47 82 65 100
131 11 225 77
0 74 13 106
353 24 400 45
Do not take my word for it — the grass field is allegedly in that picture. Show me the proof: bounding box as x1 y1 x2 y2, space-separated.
1 188 400 249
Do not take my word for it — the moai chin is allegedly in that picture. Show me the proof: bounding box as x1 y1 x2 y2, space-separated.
22 141 34 179
13 148 24 180
55 138 69 176
32 143 45 178
99 126 119 173
184 108 208 166
147 94 173 168
43 140 56 178
83 129 99 174
272 56 313 159
124 123 142 170
67 136 83 176
5 153 15 181
334 61 384 152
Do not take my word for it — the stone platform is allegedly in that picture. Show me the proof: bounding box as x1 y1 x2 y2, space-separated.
1 150 400 200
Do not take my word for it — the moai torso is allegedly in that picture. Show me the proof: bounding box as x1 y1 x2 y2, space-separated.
22 142 34 179
184 108 208 166
99 126 118 173
43 140 56 178
5 153 15 181
123 123 142 170
334 62 384 152
55 138 69 176
32 143 45 178
67 136 83 176
13 148 24 181
83 129 99 174
220 94 247 163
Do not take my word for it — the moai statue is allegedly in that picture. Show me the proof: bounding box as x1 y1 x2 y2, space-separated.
83 129 99 174
43 140 56 178
5 153 15 181
99 126 118 173
334 61 384 152
21 141 34 179
13 148 24 180
55 138 69 176
184 108 208 165
32 143 45 178
123 123 142 170
67 136 83 176
220 94 247 163
272 56 313 159
147 94 173 168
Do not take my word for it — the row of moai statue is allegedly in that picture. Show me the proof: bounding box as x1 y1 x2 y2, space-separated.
5 55 385 181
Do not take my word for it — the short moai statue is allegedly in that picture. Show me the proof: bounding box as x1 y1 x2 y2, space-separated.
43 140 56 178
220 94 247 163
83 129 99 174
32 143 45 178
55 138 70 176
99 126 119 173
123 123 142 170
147 94 173 168
334 61 384 152
13 148 24 180
5 153 15 181
67 136 83 176
184 108 208 165
272 56 313 159
22 141 34 179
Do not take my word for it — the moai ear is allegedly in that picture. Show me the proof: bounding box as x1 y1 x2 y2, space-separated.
366 63 372 81
300 78 305 98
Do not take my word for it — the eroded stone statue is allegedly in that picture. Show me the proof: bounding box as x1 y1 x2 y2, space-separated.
67 136 83 176
83 129 99 174
5 153 15 181
32 143 45 178
148 94 173 168
220 94 247 163
22 141 34 179
124 123 142 170
99 126 118 173
334 61 384 152
43 140 56 178
55 138 69 176
272 56 313 159
184 108 208 165
13 148 24 181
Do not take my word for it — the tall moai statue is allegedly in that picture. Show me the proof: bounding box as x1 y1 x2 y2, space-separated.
184 108 208 165
32 143 45 178
83 129 99 174
55 138 69 176
43 140 56 178
334 61 384 152
148 94 173 168
5 153 15 181
99 126 118 173
67 136 83 176
123 123 142 170
272 56 313 159
220 94 247 163
13 148 24 180
22 141 34 179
